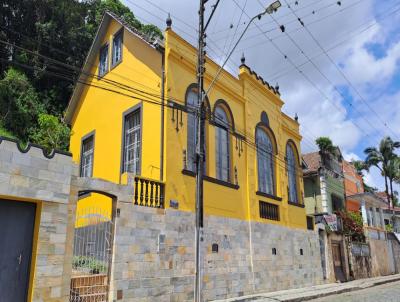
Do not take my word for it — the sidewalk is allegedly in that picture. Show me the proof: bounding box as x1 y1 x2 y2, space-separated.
212 274 400 302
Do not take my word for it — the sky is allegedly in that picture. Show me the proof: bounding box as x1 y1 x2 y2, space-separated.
123 0 400 193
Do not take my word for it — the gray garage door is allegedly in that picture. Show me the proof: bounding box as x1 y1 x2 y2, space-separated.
0 199 36 302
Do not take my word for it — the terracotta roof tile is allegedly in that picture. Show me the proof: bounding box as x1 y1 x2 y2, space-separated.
302 151 321 175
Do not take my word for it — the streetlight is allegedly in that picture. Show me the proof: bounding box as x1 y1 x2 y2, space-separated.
204 0 282 97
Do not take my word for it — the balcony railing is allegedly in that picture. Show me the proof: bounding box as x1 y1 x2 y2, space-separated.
134 176 165 208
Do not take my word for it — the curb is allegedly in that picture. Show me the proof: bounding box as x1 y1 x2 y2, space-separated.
271 276 400 302
224 275 400 302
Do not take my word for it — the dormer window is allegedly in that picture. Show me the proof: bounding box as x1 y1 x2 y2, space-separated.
99 44 109 77
112 30 123 67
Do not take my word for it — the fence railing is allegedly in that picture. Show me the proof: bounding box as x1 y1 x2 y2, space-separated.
134 176 165 208
70 208 113 302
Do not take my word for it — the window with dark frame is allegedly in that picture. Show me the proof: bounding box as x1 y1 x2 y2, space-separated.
99 44 109 77
286 142 299 203
80 135 94 177
123 109 141 175
259 200 279 221
215 106 230 182
112 30 123 66
256 127 274 195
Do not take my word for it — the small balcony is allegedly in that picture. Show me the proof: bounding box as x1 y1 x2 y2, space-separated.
122 173 165 208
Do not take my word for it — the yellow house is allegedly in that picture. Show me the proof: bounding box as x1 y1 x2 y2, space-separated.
66 11 307 229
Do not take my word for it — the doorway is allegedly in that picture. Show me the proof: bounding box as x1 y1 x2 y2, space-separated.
332 242 346 282
0 199 36 302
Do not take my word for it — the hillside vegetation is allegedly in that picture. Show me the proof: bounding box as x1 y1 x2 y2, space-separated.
0 0 162 151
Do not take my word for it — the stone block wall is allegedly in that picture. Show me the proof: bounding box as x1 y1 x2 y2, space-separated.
369 238 393 277
0 138 77 302
110 204 324 301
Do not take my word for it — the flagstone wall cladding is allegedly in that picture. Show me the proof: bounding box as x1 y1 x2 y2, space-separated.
0 138 77 302
110 204 324 302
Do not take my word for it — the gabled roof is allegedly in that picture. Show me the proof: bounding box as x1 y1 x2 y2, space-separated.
64 11 163 124
302 151 321 175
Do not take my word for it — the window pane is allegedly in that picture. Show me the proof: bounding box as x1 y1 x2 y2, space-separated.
112 32 122 65
215 107 230 182
256 127 274 194
80 136 94 177
99 45 108 76
187 90 198 172
287 143 298 203
123 110 141 174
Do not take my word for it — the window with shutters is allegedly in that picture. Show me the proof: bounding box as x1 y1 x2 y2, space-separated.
215 106 231 182
256 127 274 195
123 109 141 174
80 135 94 177
286 142 299 203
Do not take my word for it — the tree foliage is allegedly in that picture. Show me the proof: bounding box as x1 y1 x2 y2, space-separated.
0 0 162 148
30 114 71 152
336 210 365 242
315 136 336 154
0 68 44 139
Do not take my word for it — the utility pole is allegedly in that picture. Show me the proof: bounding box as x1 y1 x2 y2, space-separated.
194 0 206 301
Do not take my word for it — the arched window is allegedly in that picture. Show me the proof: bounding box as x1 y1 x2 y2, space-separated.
286 142 299 203
256 127 274 195
186 88 198 172
215 106 231 182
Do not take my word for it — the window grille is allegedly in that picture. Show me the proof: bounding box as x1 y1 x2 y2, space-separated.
259 201 279 221
80 135 94 177
123 110 141 174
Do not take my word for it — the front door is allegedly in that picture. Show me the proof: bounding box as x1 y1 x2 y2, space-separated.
332 242 346 282
0 200 36 302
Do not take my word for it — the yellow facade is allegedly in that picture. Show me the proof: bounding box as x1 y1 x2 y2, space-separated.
67 13 307 230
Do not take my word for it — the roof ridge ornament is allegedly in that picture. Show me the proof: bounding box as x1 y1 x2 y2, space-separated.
166 13 172 29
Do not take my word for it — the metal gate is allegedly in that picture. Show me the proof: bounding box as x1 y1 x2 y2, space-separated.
70 208 113 302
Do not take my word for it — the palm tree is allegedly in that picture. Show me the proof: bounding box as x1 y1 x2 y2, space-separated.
316 137 336 154
364 136 400 209
387 156 400 207
394 157 400 185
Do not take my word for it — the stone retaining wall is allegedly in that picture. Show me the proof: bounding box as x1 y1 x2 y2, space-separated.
110 204 324 301
0 138 77 302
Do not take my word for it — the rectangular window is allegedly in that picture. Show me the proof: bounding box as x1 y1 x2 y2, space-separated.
259 201 279 221
112 30 123 66
80 135 94 177
123 109 141 174
306 216 314 230
99 44 109 77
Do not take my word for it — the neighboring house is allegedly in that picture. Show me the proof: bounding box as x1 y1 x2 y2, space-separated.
65 11 309 230
343 160 364 212
302 149 345 217
343 162 400 278
302 149 349 283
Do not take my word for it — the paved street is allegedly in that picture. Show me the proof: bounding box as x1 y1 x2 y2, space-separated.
308 280 400 302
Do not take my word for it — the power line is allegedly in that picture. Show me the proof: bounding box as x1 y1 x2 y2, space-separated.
1 45 310 178
281 0 400 141
265 3 392 143
231 0 379 147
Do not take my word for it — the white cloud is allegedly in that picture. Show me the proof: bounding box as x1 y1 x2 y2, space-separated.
124 0 400 192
